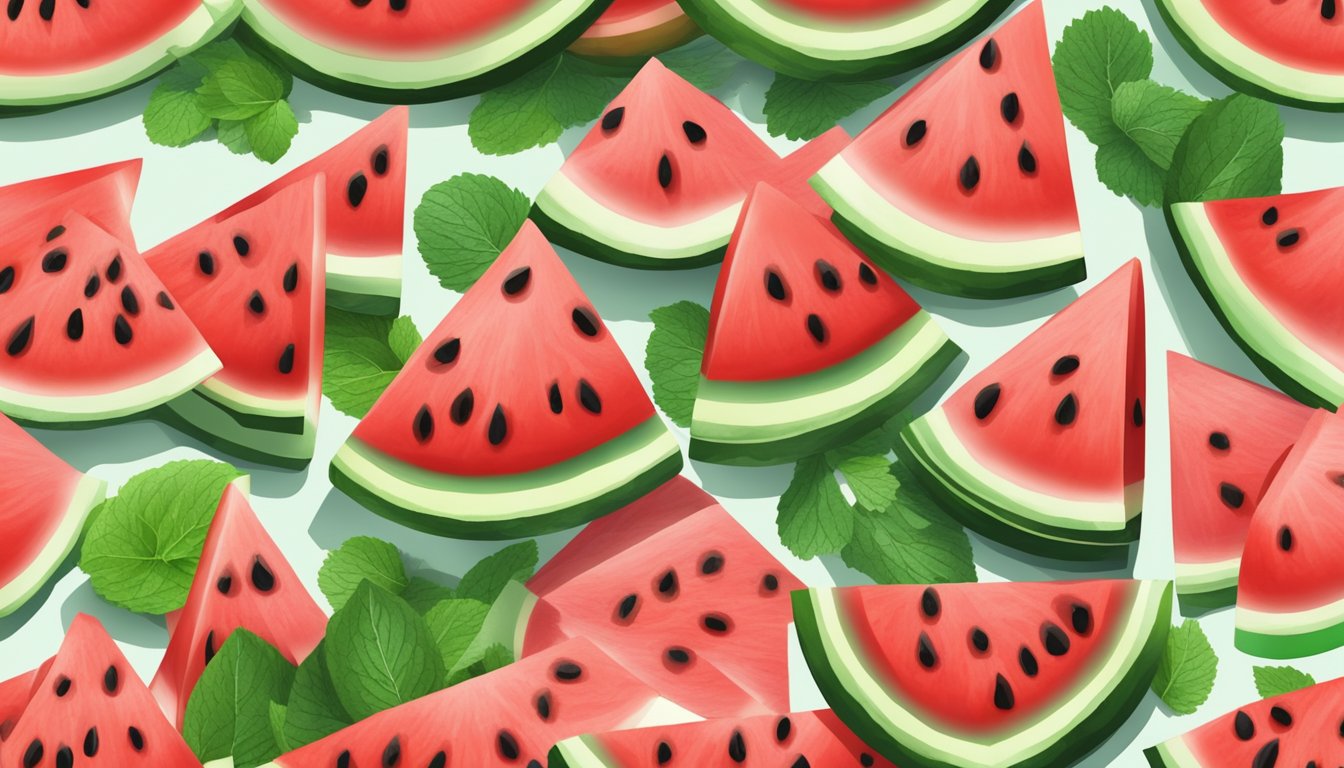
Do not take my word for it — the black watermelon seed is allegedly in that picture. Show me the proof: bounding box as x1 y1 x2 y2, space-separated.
66 309 83 341
42 248 67 273
497 730 519 760
337 751 351 768
433 338 461 365
1043 623 1070 656
1209 431 1230 450
1219 482 1244 509
1279 526 1293 551
601 107 624 131
0 266 13 293
121 286 139 316
56 745 72 768
22 740 41 768
572 307 600 337
1133 399 1144 427
775 716 791 742
46 225 65 241
974 383 1001 420
683 120 707 144
1000 92 1020 123
1261 207 1278 225
55 676 70 696
666 647 691 665
1054 393 1078 426
960 156 981 191
1325 0 1338 18
128 726 144 751
106 254 123 282
549 382 564 414
921 587 940 618
104 665 118 693
252 556 276 592
536 691 552 720
233 235 250 257
657 741 673 764
763 574 779 592
217 575 232 595
526 761 542 768
503 266 531 295
858 263 878 285
861 755 874 767
658 569 678 597
701 554 724 575
1251 738 1279 768
248 290 265 314
451 389 474 424
806 313 827 343
703 614 730 633
765 269 787 300
1018 143 1037 174
37 0 53 20
1052 355 1080 376
971 628 990 652
980 38 999 69
658 154 673 189
616 594 638 621
278 343 296 374
382 735 401 767
1234 710 1254 740
728 729 746 762
993 674 1015 710
816 259 841 291
1337 716 1343 737
427 752 446 768
578 380 602 414
1071 603 1092 634
204 631 217 665
1019 646 1039 677
157 291 174 310
488 405 508 445
6 0 20 22
348 172 369 207
791 757 810 768
413 405 434 442
1269 706 1291 726
198 251 215 276
83 727 98 757
1276 229 1301 248
917 632 937 668
905 119 927 146
372 146 390 176
283 263 299 293
7 316 33 356
83 273 99 298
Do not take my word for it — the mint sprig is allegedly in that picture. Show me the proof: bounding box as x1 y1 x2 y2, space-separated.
1252 665 1316 698
183 630 296 768
322 309 422 418
414 174 531 292
763 74 892 140
1151 619 1218 715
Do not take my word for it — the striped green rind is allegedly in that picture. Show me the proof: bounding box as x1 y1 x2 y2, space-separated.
1235 599 1344 659
1143 737 1203 768
529 189 734 270
549 734 619 768
1174 558 1239 617
158 393 315 470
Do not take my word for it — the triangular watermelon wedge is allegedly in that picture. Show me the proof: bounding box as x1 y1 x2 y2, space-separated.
0 666 39 741
0 160 141 248
6 614 204 767
150 484 326 727
1167 352 1314 615
812 1 1084 299
897 260 1146 560
1167 185 1344 409
0 413 106 617
794 579 1172 768
1236 409 1344 658
145 176 326 468
691 183 959 466
331 221 682 539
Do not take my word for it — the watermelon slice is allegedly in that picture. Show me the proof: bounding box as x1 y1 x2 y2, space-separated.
1146 674 1344 767
217 107 407 316
1167 185 1344 410
494 476 804 718
1167 352 1314 615
690 183 960 466
1155 0 1344 111
0 413 105 617
0 211 221 426
813 1 1084 298
261 637 677 768
570 0 701 59
0 667 38 741
897 260 1146 560
1235 409 1344 658
145 177 326 467
679 0 1012 80
794 579 1173 768
239 0 612 101
6 614 204 767
0 160 141 247
150 484 326 727
551 709 895 767
331 221 681 539
0 0 239 110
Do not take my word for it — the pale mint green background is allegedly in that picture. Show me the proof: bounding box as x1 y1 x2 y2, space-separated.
1 1 1342 764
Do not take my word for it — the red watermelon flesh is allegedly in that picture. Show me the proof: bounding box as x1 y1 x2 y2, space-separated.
252 0 552 52
1202 0 1344 75
151 485 326 728
269 637 664 768
832 1 1078 242
702 182 923 382
523 476 804 717
771 126 853 223
0 2 205 75
0 667 37 741
353 220 656 476
5 613 203 767
0 160 141 248
574 0 698 54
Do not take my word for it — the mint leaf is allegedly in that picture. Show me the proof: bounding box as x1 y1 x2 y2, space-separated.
659 37 740 91
1111 81 1207 169
281 643 351 750
455 541 538 604
841 464 975 583
1152 619 1218 715
1052 7 1153 144
837 455 900 512
414 174 531 292
323 309 418 418
217 120 253 155
763 74 892 140
183 630 295 768
644 301 709 428
189 39 250 72
402 577 454 615
244 100 299 164
1094 137 1166 206
469 55 624 156
777 456 854 558
318 537 409 612
1253 665 1316 698
424 598 491 676
324 582 444 720
387 316 423 364
196 58 284 120
479 643 513 672
1167 94 1284 203
267 701 289 753
824 424 896 465
79 461 243 614
143 66 211 148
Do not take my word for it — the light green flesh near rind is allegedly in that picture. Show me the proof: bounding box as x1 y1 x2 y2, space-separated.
325 252 402 315
813 156 1086 298
0 347 221 425
0 474 106 617
550 735 617 767
1144 738 1201 768
1174 558 1238 616
197 377 306 425
1153 0 1344 111
794 581 1172 768
163 390 316 467
1167 203 1344 409
0 0 242 108
1235 598 1344 658
330 417 683 539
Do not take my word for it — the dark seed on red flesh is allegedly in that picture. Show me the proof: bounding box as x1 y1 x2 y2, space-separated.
657 741 673 764
37 0 53 20
427 752 446 768
1269 706 1291 726
1043 623 1070 655
83 273 99 298
1279 526 1293 551
7 0 22 22
22 740 41 768
1052 355 1080 376
1054 393 1078 426
536 691 552 720
252 556 276 592
1071 603 1092 634
451 389 474 424
549 382 564 414
46 225 65 241
667 647 692 665
578 380 602 414
497 730 520 760
1019 646 1039 677
905 120 927 146
278 344 296 374
763 574 779 592
372 146 390 176
489 405 508 445
994 674 1015 710
701 553 724 575
413 405 434 442
1219 482 1244 509
1210 431 1230 450
55 676 70 696
816 259 841 291
348 173 368 207
157 291 174 309
1234 710 1254 740
1001 92 1020 123
104 665 118 693
703 614 730 633
861 756 875 767
1251 738 1278 768
917 632 937 668
971 628 990 652
601 107 624 131
198 251 215 276
1261 207 1278 225
1277 229 1301 248
728 729 747 762
284 263 299 293
382 735 401 766
67 309 83 341
42 248 67 273
960 156 981 191
658 154 673 189
806 313 826 343
572 307 600 337
1325 0 1337 20
791 757 810 768
526 761 542 768
233 235 250 257
683 120 706 144
554 661 582 681
765 269 787 300
1133 399 1144 427
248 290 265 314
120 285 139 316
128 726 144 751
503 267 531 295
7 316 33 356
980 38 999 69
776 716 792 742
217 575 232 595
1018 143 1037 174
859 263 878 285
974 383 1001 420
433 338 461 365
616 594 638 621
83 727 98 757
0 266 13 293
337 750 351 768
921 587 940 618
115 313 135 346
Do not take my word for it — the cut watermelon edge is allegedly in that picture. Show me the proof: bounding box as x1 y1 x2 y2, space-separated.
793 581 1172 768
814 158 1087 299
1153 0 1344 112
1165 203 1344 411
326 252 403 316
1173 557 1239 616
158 394 317 468
0 474 106 618
1144 735 1205 768
329 417 683 539
690 313 961 466
569 12 702 62
1235 598 1344 659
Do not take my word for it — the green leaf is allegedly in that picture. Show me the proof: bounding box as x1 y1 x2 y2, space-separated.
317 537 409 612
1094 136 1167 207
143 66 211 148
182 630 296 768
281 643 351 750
267 701 290 754
763 74 893 140
1110 81 1207 169
324 582 444 721
824 425 896 465
456 541 538 604
217 120 253 155
79 461 243 614
413 174 531 292
840 464 976 584
387 316 423 364
189 39 251 72
196 58 283 121
837 455 900 512
1052 7 1154 144
423 598 492 677
401 577 454 615
658 37 740 91
469 55 624 156
479 643 513 672
1151 619 1219 715
644 301 709 428
322 309 417 418
777 456 854 559
1252 665 1316 699
244 100 299 163
1166 94 1284 203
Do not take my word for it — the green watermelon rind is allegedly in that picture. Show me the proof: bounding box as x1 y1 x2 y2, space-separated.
1165 203 1344 411
326 253 402 317
1234 601 1344 659
329 417 683 539
813 157 1087 299
1173 558 1239 617
1152 0 1344 113
895 409 1142 561
157 393 316 469
689 312 961 466
792 581 1173 768
549 734 621 767
0 474 105 618
675 0 1013 81
1143 736 1205 768
237 0 614 103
